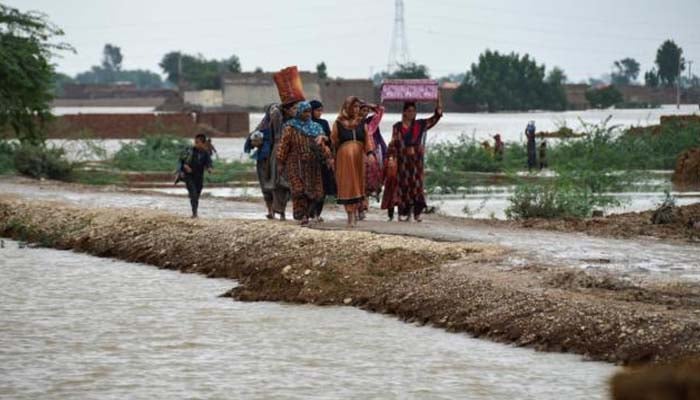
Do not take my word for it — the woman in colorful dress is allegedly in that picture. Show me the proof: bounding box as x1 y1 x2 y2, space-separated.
357 102 386 220
331 96 382 227
382 99 443 222
309 100 336 222
276 101 334 226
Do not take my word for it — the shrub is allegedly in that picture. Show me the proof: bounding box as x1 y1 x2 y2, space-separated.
112 135 189 171
505 182 619 219
13 144 73 180
206 160 253 184
585 85 623 109
0 141 16 174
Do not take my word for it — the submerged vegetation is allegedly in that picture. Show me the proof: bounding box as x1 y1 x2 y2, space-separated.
427 118 700 219
112 135 189 171
1 134 254 185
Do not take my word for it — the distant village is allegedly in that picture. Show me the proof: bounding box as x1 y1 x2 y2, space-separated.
55 71 697 114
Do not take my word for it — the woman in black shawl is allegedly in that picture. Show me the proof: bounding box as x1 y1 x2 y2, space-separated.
310 100 336 221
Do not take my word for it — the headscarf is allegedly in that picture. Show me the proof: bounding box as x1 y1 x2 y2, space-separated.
310 100 323 111
285 101 324 137
309 100 331 135
336 96 363 129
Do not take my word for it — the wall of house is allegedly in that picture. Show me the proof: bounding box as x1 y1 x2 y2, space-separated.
44 112 249 139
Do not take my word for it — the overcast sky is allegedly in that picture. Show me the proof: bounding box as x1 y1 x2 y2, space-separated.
7 0 700 83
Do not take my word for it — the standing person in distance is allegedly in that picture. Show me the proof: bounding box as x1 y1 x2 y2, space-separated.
525 121 537 171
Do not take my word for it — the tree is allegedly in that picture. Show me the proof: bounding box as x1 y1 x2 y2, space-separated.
655 40 685 87
102 43 123 72
544 67 568 110
438 72 465 84
611 58 640 85
372 62 430 86
70 44 164 88
644 69 660 88
51 72 75 96
0 4 72 144
316 62 328 79
159 52 242 90
389 62 430 79
585 85 623 109
223 55 241 74
454 50 567 112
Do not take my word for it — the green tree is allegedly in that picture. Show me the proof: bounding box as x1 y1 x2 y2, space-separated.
316 62 328 79
389 62 430 79
159 52 241 90
51 72 75 96
585 85 623 109
611 58 640 85
655 40 685 87
0 4 72 144
644 69 660 88
102 43 123 72
454 50 566 111
544 67 568 110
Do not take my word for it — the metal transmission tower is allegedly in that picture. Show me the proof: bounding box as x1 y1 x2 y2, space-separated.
387 0 411 73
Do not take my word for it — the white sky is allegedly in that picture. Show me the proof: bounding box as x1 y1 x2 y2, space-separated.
7 0 700 83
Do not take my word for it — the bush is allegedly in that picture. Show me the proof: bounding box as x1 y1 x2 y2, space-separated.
0 141 16 174
506 119 638 219
206 160 253 184
13 144 73 180
112 135 189 171
585 85 623 109
505 182 618 219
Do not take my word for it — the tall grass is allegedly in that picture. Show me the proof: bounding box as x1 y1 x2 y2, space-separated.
112 135 189 171
426 119 700 190
0 141 15 174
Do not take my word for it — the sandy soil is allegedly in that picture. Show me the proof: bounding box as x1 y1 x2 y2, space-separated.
1 195 699 365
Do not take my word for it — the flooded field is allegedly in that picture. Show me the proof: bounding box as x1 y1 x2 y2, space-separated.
0 240 616 399
50 105 700 163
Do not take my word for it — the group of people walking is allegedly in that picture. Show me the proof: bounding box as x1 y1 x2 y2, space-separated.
246 96 443 227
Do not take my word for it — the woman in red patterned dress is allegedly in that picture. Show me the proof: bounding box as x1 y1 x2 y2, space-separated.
382 99 442 222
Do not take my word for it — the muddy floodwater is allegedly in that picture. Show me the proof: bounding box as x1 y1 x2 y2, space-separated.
0 240 615 399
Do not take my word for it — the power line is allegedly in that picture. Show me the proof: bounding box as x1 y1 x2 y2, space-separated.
416 13 700 46
387 0 411 72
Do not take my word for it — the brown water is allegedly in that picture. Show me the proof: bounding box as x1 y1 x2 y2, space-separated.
0 240 616 399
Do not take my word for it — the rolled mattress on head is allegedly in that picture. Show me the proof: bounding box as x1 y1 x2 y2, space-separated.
380 79 439 102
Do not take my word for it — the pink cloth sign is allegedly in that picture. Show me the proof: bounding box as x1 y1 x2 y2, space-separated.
380 79 439 102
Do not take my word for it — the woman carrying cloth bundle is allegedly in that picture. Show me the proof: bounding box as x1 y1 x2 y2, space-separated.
382 98 443 222
331 96 382 227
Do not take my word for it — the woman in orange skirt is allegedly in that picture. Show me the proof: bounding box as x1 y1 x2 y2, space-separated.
331 96 381 227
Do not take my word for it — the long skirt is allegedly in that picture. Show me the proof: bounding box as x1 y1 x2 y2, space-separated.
257 156 289 214
396 146 426 217
365 153 383 200
335 141 365 206
287 159 325 221
527 142 537 170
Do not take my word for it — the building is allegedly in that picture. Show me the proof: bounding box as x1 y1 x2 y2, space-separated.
220 71 377 112
54 83 178 108
221 71 321 110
